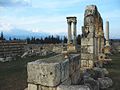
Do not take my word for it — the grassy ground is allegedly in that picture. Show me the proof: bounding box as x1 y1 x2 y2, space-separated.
0 53 120 90
105 53 120 90
0 54 56 90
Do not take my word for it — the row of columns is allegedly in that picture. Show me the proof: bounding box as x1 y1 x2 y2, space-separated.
66 17 77 45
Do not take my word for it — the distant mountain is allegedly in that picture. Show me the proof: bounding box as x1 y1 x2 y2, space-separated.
3 28 50 39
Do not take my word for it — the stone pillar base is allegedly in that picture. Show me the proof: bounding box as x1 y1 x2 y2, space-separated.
67 44 77 53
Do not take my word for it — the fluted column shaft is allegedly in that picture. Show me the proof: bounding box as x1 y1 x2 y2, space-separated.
68 22 72 44
106 21 109 41
73 22 77 45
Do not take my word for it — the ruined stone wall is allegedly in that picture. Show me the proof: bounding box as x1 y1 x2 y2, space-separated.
26 54 90 90
81 5 105 68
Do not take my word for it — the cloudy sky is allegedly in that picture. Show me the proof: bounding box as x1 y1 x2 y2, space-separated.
0 0 120 38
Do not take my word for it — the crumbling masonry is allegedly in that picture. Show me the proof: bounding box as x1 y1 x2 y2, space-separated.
25 5 113 90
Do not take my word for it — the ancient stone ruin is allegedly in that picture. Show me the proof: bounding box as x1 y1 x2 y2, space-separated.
66 17 77 53
25 5 113 90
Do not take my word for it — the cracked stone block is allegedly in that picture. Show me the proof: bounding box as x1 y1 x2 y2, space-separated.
27 61 61 86
27 54 71 87
28 84 37 90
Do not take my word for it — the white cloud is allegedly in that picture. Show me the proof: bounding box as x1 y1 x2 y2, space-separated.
0 21 13 32
0 0 31 7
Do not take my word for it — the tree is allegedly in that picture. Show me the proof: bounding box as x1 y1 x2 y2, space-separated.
63 36 67 43
77 34 81 45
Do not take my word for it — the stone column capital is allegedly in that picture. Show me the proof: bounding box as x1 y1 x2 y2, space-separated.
73 20 77 24
67 20 72 24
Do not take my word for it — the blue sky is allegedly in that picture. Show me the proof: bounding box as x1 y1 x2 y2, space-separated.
0 0 120 38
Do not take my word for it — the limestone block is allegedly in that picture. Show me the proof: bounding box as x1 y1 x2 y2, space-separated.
84 77 99 90
27 54 71 87
98 77 113 89
28 84 37 90
93 67 109 78
39 85 57 90
70 70 80 85
52 46 62 53
61 78 71 85
81 53 93 60
81 38 94 46
57 85 90 90
81 60 94 69
87 46 94 53
27 61 61 86
67 45 77 53
69 54 80 75
60 59 69 82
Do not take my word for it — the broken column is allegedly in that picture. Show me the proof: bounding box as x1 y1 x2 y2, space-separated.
105 21 109 46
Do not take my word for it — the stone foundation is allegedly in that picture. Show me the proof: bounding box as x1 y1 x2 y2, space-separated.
26 54 86 90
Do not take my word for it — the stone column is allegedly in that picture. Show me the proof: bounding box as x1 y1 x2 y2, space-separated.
67 21 72 44
73 21 77 45
106 21 109 41
106 21 110 46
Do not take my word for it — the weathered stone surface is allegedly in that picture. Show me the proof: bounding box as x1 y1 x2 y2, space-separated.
57 85 90 90
70 70 80 85
93 67 109 78
67 45 77 53
52 46 62 53
27 55 64 86
28 84 37 90
87 46 94 53
27 55 69 86
38 85 57 90
60 59 69 82
81 60 94 69
98 77 113 89
81 53 93 60
27 59 61 86
69 54 80 75
84 77 99 90
61 78 71 85
81 38 94 46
